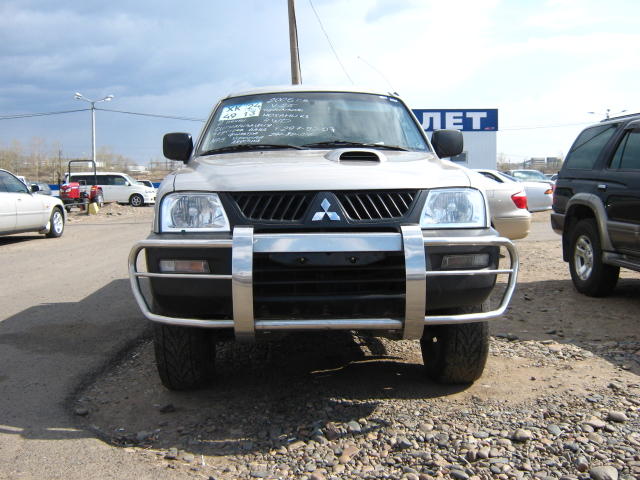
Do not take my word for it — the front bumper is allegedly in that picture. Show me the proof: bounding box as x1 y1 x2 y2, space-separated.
129 225 518 341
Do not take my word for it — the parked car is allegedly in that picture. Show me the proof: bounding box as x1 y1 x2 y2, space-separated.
136 180 156 190
468 169 531 240
64 171 156 206
476 169 553 212
0 169 65 238
129 86 519 390
551 113 640 296
506 169 554 186
32 182 52 195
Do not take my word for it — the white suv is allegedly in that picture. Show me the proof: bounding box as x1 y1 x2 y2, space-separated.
64 172 156 206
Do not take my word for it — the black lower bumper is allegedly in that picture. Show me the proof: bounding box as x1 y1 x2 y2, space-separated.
147 245 498 319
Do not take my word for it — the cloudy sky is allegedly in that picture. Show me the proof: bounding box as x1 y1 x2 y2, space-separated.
1 0 639 164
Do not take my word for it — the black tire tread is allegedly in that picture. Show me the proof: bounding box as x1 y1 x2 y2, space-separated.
421 304 489 384
153 324 215 390
568 218 619 297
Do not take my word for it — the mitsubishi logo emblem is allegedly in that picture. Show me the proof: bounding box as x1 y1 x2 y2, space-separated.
312 198 340 221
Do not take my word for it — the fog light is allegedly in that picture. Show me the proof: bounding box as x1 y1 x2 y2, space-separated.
441 253 490 269
159 260 210 273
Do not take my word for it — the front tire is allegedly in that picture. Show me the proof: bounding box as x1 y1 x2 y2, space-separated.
45 207 65 238
153 323 216 390
421 303 489 384
129 194 144 207
568 218 619 297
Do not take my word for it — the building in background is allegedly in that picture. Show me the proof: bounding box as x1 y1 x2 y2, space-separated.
412 109 498 169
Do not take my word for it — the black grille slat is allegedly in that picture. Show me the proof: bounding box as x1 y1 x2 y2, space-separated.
246 196 262 219
254 252 406 319
386 194 403 217
335 190 418 221
342 195 361 220
230 190 418 222
375 193 393 218
278 195 296 220
290 194 309 220
365 194 383 219
354 194 373 220
230 193 312 222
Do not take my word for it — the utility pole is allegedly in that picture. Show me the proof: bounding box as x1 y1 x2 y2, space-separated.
288 0 302 84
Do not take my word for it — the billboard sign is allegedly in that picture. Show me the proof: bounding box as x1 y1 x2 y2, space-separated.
412 109 498 132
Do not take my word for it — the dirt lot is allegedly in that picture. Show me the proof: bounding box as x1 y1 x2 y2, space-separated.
68 210 640 480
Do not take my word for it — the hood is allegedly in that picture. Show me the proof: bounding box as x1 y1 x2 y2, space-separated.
171 149 472 192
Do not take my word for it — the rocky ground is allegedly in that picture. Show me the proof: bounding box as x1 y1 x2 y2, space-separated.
65 201 155 223
73 211 640 480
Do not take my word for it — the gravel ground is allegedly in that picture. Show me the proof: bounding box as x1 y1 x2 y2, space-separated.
73 211 640 480
65 201 155 224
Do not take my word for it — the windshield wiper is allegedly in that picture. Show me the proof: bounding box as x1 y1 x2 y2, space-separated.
200 144 304 155
300 140 408 151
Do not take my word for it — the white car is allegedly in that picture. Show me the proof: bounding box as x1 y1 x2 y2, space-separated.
0 169 66 238
64 171 156 206
476 169 553 212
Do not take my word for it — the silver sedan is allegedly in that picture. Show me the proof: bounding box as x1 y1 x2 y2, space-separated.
0 169 66 238
476 169 553 212
468 169 531 240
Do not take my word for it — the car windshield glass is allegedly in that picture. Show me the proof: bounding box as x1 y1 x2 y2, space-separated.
198 91 430 155
513 171 547 181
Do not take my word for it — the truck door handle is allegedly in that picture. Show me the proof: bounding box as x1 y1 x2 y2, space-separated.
597 184 607 191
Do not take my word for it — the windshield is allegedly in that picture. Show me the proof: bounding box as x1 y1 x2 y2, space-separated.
123 174 138 185
512 170 547 181
198 91 430 154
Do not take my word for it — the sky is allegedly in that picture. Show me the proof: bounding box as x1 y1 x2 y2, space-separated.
1 0 639 164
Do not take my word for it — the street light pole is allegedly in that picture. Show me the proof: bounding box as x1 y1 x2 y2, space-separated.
74 93 114 163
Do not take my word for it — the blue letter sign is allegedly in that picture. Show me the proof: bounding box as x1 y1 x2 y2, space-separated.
412 109 498 132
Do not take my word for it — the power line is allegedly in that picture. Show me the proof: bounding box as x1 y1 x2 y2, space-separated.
501 121 592 131
308 0 354 85
0 108 89 120
96 107 206 122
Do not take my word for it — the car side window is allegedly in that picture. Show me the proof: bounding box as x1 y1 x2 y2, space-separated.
110 175 127 186
564 124 619 169
479 172 502 183
0 172 29 193
610 130 640 170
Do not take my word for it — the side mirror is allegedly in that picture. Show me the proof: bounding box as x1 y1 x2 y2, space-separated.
431 129 463 158
30 184 40 193
163 133 193 163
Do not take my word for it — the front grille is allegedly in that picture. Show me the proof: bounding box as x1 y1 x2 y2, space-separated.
230 190 420 223
336 190 418 220
230 192 313 222
253 252 406 319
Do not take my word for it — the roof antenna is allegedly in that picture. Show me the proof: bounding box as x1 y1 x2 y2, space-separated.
358 56 397 95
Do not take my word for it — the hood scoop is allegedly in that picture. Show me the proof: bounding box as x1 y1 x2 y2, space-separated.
338 149 383 162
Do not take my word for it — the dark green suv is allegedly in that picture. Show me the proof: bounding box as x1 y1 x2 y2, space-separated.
551 114 640 296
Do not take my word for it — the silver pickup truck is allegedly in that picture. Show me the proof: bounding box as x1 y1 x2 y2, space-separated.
129 86 518 390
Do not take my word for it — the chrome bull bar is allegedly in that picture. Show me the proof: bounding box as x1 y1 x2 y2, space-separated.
128 225 519 341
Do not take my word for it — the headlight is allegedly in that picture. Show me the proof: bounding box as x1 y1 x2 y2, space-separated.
420 188 487 228
160 193 230 232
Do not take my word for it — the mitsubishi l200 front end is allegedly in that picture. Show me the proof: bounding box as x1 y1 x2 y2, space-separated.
129 87 518 390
